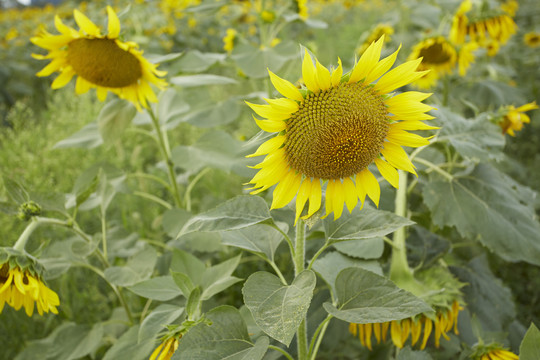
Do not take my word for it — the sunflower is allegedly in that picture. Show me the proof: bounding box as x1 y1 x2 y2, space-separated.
458 42 478 76
223 28 237 53
470 344 519 360
349 301 462 350
499 102 538 136
357 23 394 55
31 6 167 111
0 256 59 317
524 32 540 48
408 36 457 89
450 0 472 45
467 15 517 46
149 336 181 360
246 36 435 222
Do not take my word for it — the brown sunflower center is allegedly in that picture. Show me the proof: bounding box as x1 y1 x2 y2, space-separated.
418 42 452 65
0 263 8 282
67 38 142 88
284 82 388 179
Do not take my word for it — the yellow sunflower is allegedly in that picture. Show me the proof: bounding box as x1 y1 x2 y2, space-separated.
458 42 478 76
0 261 59 317
450 0 472 45
468 14 517 46
499 102 538 136
408 36 457 89
357 23 394 55
31 6 167 111
246 36 435 223
524 32 540 48
223 28 237 54
149 336 180 360
471 344 519 360
349 301 462 350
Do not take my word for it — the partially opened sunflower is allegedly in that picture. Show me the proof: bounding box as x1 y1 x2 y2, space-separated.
246 36 436 222
31 6 167 110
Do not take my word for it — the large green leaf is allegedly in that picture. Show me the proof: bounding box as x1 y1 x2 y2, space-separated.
333 238 384 259
178 196 272 237
173 306 269 360
173 50 226 73
170 74 238 87
53 121 103 149
323 207 414 243
182 99 240 128
396 346 433 360
103 326 155 360
138 304 184 343
434 108 505 161
221 223 285 261
97 99 137 144
243 271 316 345
104 245 157 287
156 89 190 127
231 41 297 79
312 251 382 299
323 267 432 323
128 276 182 301
520 323 540 360
423 164 540 265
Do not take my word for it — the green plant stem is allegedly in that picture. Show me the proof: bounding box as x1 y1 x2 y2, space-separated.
268 345 295 360
129 172 171 189
271 223 295 258
133 191 173 209
308 315 333 360
254 253 287 285
414 157 454 181
147 107 182 208
184 168 210 211
389 171 415 284
101 211 108 260
13 218 40 251
294 220 308 360
307 241 330 270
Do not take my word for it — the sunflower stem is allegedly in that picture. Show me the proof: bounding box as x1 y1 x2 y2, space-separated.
184 168 211 212
389 171 415 284
414 157 454 181
147 107 183 208
294 219 308 360
13 218 40 252
308 314 333 360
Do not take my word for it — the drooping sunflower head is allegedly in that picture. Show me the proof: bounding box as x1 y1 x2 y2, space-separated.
31 6 167 111
450 0 472 45
408 36 457 88
457 41 479 77
150 335 182 360
246 36 436 223
499 101 538 136
524 32 540 48
0 247 60 317
470 344 519 360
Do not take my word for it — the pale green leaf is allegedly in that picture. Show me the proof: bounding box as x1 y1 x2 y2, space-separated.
243 271 316 345
183 99 240 128
138 305 184 343
396 346 433 360
333 238 384 259
104 246 157 287
103 326 155 360
221 223 285 261
128 276 181 301
170 74 238 87
97 99 137 144
323 267 432 323
174 50 225 72
53 121 103 149
156 89 190 126
231 41 297 78
520 323 540 360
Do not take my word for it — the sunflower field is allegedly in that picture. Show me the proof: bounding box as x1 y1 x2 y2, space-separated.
1 0 540 359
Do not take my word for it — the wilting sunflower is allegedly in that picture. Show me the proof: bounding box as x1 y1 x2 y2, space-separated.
499 102 538 136
0 250 59 317
467 14 517 46
457 42 478 76
31 6 167 111
408 36 457 89
149 336 181 360
246 36 435 222
450 0 472 45
349 301 462 350
470 344 519 360
524 32 540 48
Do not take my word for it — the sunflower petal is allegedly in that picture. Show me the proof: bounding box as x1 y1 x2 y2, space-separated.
349 35 385 83
364 44 401 84
374 58 426 94
73 9 101 36
305 178 322 218
315 60 331 91
387 128 431 147
247 135 285 158
106 6 121 38
295 179 312 224
330 58 343 87
357 168 380 207
380 142 417 175
51 69 75 89
323 180 335 218
342 177 358 212
302 50 319 93
375 158 399 188
332 180 345 220
254 115 286 133
268 70 303 101
271 171 302 209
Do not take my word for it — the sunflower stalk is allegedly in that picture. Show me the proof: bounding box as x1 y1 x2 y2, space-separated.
12 218 40 252
294 219 308 360
147 107 183 208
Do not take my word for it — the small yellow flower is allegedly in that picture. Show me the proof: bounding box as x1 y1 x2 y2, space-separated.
524 32 540 48
458 42 478 76
6 28 18 42
349 301 463 350
0 261 59 317
260 10 276 23
223 28 237 54
499 102 538 136
408 36 457 88
450 0 472 45
31 6 167 111
358 24 394 55
485 39 499 56
500 0 518 17
296 0 308 19
149 337 180 360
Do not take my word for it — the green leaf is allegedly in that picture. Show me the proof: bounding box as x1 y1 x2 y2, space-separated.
396 346 433 360
201 254 242 300
128 276 182 301
146 52 183 63
171 130 247 174
174 50 225 73
457 79 525 109
53 121 103 149
156 89 190 126
103 325 155 360
423 164 540 265
171 271 195 298
312 251 382 299
74 172 99 208
243 270 316 345
97 99 137 144
178 196 272 237
2 177 28 204
221 223 285 261
173 306 269 360
435 108 505 161
0 201 18 215
232 41 297 78
104 245 157 286
183 99 240 128
170 74 238 87
323 267 432 323
520 323 540 360
323 207 414 243
186 286 202 319
162 208 192 237
138 304 184 343
170 249 206 286
333 238 384 259
407 227 451 270
451 256 515 332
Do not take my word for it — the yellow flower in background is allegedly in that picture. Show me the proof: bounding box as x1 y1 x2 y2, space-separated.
260 10 276 23
471 344 519 360
296 0 309 19
349 301 462 350
524 32 540 48
500 0 518 17
246 36 435 222
458 42 478 76
31 6 167 111
358 23 394 55
485 39 499 56
149 336 181 360
0 261 59 317
468 14 517 46
6 28 18 42
450 0 472 45
408 36 457 89
223 28 237 53
499 102 538 136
